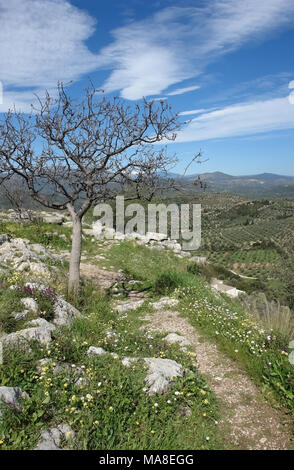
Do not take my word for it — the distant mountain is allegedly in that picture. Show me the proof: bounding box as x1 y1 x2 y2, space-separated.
171 172 294 197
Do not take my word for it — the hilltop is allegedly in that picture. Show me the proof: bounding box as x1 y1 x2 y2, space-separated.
0 210 293 450
171 172 294 197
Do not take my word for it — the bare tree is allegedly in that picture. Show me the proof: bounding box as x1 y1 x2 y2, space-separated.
0 174 38 220
0 83 180 294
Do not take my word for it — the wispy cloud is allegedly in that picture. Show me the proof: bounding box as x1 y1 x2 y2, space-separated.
175 90 294 142
99 0 294 99
0 0 99 111
167 85 200 96
1 0 294 111
179 109 207 116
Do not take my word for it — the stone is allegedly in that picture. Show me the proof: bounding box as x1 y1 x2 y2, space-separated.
87 346 107 357
42 215 64 225
114 232 125 241
27 318 56 331
13 310 29 321
104 227 115 240
178 251 191 258
163 333 191 348
34 424 74 450
146 232 169 242
20 297 39 314
150 297 179 309
121 357 138 367
0 386 29 417
1 321 55 349
115 300 145 313
53 295 81 326
144 358 184 395
189 256 207 264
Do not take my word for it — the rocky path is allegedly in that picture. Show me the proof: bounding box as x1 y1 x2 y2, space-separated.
143 308 293 450
78 260 293 450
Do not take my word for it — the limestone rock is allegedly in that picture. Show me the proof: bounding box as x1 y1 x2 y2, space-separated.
144 358 184 395
20 297 39 314
150 297 179 309
146 232 168 242
34 424 74 450
53 295 81 326
163 333 191 348
1 320 55 349
0 386 29 417
87 346 106 357
115 300 145 313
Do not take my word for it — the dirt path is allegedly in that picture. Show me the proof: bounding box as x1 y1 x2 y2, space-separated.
144 308 293 450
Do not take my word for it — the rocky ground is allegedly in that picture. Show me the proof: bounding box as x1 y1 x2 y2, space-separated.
0 213 293 450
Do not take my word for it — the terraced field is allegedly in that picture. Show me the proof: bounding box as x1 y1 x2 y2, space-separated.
163 193 294 308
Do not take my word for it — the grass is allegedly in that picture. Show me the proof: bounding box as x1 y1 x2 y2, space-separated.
177 280 294 412
1 214 293 449
0 273 222 450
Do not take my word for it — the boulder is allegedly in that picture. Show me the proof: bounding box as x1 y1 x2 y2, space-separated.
20 297 39 315
0 386 29 417
146 232 169 242
144 358 184 395
13 310 29 321
163 333 191 348
150 297 179 309
115 299 145 313
34 424 74 450
1 320 55 349
42 215 64 225
87 346 106 357
53 295 81 326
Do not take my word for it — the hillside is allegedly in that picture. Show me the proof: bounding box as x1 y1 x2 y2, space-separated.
172 172 294 197
0 212 293 450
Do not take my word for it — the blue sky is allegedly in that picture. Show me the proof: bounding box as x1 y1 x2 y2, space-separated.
0 0 293 175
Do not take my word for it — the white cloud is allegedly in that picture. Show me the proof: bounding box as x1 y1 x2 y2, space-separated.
289 80 294 89
179 109 206 116
1 0 294 111
0 0 99 111
175 93 294 142
99 0 294 99
167 86 200 96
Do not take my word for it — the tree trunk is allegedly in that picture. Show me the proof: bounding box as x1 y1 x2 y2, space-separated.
68 214 82 295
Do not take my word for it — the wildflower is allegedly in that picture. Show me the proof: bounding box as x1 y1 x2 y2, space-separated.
151 430 155 434
109 406 113 411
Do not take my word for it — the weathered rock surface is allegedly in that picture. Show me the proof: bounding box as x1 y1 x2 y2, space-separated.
87 346 107 357
121 356 184 394
20 297 39 314
0 386 29 417
150 297 179 309
115 299 145 313
34 424 74 450
1 319 55 349
144 357 184 395
53 295 81 326
163 333 191 348
0 238 63 282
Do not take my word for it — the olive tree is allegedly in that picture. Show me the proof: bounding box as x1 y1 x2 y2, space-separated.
0 83 179 294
